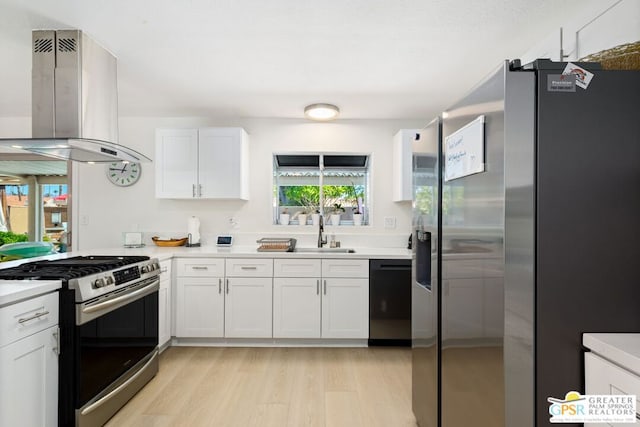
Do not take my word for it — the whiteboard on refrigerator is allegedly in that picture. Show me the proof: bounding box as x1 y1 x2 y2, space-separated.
444 115 485 181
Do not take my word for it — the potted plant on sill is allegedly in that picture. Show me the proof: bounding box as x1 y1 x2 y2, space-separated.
297 209 309 226
330 204 344 226
279 208 290 225
348 181 365 226
352 207 363 226
311 208 321 226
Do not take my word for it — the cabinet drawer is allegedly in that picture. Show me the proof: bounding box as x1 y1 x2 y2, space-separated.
274 259 321 277
585 352 640 422
321 259 369 278
0 292 59 348
176 258 225 277
226 258 273 277
159 259 173 277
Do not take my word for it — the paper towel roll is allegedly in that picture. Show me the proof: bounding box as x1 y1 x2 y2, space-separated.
187 216 200 244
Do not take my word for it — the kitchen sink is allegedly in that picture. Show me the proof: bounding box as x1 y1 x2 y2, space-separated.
294 248 356 253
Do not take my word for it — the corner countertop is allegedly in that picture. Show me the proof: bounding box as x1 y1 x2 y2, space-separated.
0 245 411 271
583 333 640 376
0 245 409 307
0 280 61 308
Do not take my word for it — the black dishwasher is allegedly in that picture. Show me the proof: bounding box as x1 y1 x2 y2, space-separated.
369 259 411 346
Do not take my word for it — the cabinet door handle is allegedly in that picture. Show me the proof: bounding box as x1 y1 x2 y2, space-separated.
226 279 229 294
241 266 257 270
18 310 50 324
53 327 60 356
191 266 208 270
198 184 203 197
218 278 222 294
323 280 327 295
317 279 320 295
192 184 196 198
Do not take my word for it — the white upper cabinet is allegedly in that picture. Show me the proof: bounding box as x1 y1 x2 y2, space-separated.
198 128 249 199
155 129 199 198
392 129 420 202
155 127 249 199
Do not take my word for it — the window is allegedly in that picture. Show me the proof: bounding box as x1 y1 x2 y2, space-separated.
0 158 68 252
273 154 370 225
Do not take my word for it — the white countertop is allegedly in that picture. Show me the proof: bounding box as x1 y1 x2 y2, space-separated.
0 245 410 305
125 245 413 259
583 333 640 376
0 280 61 308
0 246 412 267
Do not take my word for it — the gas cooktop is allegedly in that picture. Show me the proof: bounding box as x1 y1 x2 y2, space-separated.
0 256 150 281
0 255 161 302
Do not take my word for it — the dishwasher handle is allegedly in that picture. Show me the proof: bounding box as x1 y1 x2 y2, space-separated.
369 259 411 271
375 265 411 271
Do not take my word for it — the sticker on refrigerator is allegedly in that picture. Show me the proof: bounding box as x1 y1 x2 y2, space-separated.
562 62 594 89
547 74 576 92
444 115 485 182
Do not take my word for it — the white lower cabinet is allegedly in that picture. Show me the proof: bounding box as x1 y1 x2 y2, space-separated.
158 259 172 347
175 258 225 338
0 292 59 427
174 258 273 339
173 257 369 341
273 277 321 338
273 259 369 339
176 277 225 337
224 258 273 338
224 277 273 338
585 351 640 426
321 277 369 338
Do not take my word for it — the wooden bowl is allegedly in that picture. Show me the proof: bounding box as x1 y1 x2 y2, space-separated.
151 236 188 247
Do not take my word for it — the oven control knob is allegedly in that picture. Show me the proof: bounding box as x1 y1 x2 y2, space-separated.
141 265 149 273
93 278 106 288
105 276 115 285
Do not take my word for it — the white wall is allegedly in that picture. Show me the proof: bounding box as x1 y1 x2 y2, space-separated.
521 0 640 63
75 117 421 250
0 117 30 137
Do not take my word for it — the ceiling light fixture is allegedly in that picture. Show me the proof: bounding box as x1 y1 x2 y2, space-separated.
304 103 340 121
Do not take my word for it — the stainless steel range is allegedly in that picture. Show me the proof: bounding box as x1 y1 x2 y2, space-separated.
0 255 161 427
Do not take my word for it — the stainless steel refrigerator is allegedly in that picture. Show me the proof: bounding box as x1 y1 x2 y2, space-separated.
412 59 640 427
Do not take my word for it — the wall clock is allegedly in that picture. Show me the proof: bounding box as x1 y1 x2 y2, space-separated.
105 161 141 187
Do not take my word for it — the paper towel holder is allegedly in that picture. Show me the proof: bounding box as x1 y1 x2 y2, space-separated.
186 233 201 247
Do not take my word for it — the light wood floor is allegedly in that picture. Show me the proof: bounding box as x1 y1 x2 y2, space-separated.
106 346 418 427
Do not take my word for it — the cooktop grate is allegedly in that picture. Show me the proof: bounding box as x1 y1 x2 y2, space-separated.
0 255 150 281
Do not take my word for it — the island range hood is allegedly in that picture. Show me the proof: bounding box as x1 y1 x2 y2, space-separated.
0 30 151 163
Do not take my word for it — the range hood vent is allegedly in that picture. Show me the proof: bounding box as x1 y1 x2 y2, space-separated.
0 30 151 163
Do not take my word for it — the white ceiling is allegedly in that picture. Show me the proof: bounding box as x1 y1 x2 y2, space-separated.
0 0 599 121
0 160 66 177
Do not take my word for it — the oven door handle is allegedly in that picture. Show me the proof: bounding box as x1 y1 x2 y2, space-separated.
80 349 159 416
82 280 159 315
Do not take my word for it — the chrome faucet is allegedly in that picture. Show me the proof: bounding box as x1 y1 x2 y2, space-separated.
318 215 327 248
